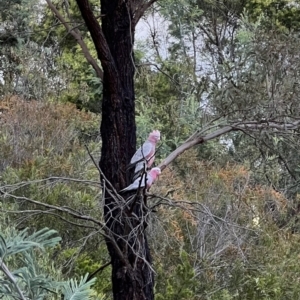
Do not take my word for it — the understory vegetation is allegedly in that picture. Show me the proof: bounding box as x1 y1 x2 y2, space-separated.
2 0 300 299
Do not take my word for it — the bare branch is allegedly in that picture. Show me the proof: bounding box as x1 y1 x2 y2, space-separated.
2 176 101 194
87 260 112 281
158 119 300 170
158 125 235 170
148 194 257 232
46 0 103 80
1 191 104 228
137 63 180 86
1 191 134 271
133 0 159 26
1 208 98 229
84 144 126 204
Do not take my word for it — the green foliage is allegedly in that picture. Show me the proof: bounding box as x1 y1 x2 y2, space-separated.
0 98 111 297
0 0 49 97
0 0 102 110
151 162 300 299
0 226 60 299
155 250 199 300
55 49 103 113
153 0 300 195
160 0 204 36
35 0 103 112
1 227 61 256
60 246 112 296
0 225 103 299
135 59 219 160
62 274 97 300
246 0 300 31
3 0 300 299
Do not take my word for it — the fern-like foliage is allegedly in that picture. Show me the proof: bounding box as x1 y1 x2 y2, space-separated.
2 227 61 257
61 274 97 300
0 227 101 299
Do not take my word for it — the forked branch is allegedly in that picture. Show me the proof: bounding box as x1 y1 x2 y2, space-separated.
46 0 103 80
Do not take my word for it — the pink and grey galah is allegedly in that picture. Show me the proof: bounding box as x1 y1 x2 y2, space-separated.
129 130 160 179
120 167 161 192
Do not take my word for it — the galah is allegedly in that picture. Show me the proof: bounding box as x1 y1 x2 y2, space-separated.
120 167 161 192
129 130 160 179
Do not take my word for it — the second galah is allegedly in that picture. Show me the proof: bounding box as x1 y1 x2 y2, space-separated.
130 130 160 179
120 167 161 192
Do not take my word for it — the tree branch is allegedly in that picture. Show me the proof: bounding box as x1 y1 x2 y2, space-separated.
1 191 104 228
158 125 235 170
2 176 101 193
75 0 118 83
0 190 135 273
158 119 300 171
87 260 112 281
1 208 98 230
133 0 159 27
46 0 103 80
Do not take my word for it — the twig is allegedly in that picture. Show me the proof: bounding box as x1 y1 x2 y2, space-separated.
0 259 26 300
1 192 104 228
87 260 112 281
0 209 98 230
46 0 103 79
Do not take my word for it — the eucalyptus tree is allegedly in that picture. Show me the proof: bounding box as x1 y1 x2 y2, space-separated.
145 0 300 197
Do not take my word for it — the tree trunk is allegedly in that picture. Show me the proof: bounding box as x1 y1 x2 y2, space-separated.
75 1 154 299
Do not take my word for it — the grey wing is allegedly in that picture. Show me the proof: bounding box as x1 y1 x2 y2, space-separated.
120 174 146 192
130 141 152 164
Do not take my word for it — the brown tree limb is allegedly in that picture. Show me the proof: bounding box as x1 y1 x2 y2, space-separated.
133 0 159 27
46 0 103 80
75 0 119 86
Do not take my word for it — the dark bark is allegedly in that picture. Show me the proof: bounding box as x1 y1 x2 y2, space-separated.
75 1 154 299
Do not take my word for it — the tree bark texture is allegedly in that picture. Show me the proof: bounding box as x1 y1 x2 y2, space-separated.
75 1 154 299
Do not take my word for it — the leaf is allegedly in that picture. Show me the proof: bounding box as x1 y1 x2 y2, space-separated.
61 274 96 300
0 234 7 259
5 227 61 256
